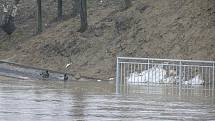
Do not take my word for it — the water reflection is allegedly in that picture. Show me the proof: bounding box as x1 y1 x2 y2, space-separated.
125 84 215 104
0 77 215 121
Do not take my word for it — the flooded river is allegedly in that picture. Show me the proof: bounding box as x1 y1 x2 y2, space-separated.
0 77 215 121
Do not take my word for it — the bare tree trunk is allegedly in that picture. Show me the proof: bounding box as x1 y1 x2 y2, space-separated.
57 0 63 20
14 0 20 5
37 0 42 34
0 1 9 27
78 0 88 32
71 0 80 17
124 0 132 9
11 0 20 17
0 0 20 35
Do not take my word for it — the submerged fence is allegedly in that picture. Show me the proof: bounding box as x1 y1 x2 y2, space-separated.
116 57 215 95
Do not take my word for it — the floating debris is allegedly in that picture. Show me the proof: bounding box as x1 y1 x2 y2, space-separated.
127 67 204 85
127 66 166 83
108 77 114 81
183 74 204 85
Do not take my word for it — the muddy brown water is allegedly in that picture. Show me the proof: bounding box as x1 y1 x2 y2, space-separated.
0 78 215 121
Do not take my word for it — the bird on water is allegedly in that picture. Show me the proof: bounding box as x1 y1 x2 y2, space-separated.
40 70 49 79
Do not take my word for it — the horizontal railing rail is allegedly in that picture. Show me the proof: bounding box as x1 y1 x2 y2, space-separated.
116 57 215 95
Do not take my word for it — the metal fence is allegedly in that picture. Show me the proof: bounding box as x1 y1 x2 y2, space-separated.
116 57 215 95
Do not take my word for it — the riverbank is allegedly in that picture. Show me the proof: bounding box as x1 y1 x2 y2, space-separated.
1 0 215 80
0 61 108 82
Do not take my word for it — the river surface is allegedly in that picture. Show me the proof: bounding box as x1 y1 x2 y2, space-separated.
0 77 215 121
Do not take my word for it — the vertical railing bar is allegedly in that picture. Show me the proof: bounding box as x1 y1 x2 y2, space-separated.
184 66 189 91
179 61 182 96
194 66 197 94
120 62 123 93
191 65 193 85
175 64 177 92
123 63 125 93
134 64 135 83
188 65 190 85
172 65 174 94
183 65 186 90
164 64 166 90
155 62 157 84
213 63 214 91
173 64 175 94
167 63 170 95
212 63 214 97
205 67 207 97
161 64 164 84
145 64 147 83
195 66 196 85
205 67 207 90
201 67 204 90
127 63 129 94
137 63 139 83
186 66 189 95
116 58 120 94
190 66 193 95
147 59 150 92
131 64 133 83
137 63 141 91
139 63 141 86
209 67 211 94
197 66 200 94
159 63 161 84
141 63 143 83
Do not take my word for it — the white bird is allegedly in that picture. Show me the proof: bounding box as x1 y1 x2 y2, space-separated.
65 62 72 68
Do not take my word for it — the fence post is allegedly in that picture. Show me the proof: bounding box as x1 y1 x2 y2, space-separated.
147 59 150 90
213 62 214 90
179 61 182 95
116 57 120 94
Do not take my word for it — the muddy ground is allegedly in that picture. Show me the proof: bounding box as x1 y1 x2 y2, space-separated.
0 0 215 80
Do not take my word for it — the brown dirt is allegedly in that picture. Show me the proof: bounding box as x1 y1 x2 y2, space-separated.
1 0 215 80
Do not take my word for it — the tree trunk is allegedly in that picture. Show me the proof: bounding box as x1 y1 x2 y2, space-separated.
124 0 132 9
14 0 20 5
37 0 42 34
57 0 63 20
0 0 20 35
11 0 20 17
71 0 80 17
78 0 88 32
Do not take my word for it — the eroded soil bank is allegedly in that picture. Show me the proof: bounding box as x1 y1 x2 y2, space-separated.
1 0 215 80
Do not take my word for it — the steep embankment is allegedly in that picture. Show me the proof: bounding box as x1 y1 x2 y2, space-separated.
1 0 215 80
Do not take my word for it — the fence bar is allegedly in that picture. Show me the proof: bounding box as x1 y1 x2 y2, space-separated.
118 57 215 63
213 63 215 90
116 57 215 95
119 62 213 68
116 58 120 94
179 61 182 94
147 59 150 90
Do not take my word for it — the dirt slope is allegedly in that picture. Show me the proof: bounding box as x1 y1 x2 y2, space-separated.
1 0 215 80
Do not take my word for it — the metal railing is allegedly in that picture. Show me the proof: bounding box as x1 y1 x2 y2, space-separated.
116 57 215 95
